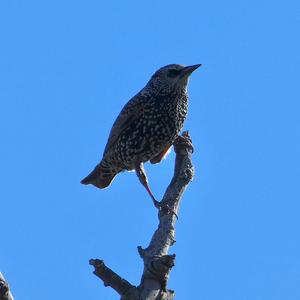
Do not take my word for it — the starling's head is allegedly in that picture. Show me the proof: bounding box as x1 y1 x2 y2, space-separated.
149 64 201 90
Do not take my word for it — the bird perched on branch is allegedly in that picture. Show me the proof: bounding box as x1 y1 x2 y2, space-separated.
81 64 201 208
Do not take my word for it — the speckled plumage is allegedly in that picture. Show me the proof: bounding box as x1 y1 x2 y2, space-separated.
81 64 200 195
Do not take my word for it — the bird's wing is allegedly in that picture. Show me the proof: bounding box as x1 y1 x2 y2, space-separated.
103 94 146 156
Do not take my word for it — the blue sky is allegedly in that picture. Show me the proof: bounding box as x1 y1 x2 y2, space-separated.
1 0 300 299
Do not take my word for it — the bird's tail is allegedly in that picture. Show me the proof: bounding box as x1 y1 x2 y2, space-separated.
80 161 119 189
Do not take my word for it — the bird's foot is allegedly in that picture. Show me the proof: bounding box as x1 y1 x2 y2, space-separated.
153 200 178 219
174 131 194 154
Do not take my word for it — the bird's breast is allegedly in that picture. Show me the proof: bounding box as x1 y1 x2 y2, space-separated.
108 92 188 170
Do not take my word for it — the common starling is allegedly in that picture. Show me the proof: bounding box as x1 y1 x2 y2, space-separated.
81 64 201 207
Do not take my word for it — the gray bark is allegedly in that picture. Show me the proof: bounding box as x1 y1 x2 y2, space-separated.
0 273 14 300
90 131 195 299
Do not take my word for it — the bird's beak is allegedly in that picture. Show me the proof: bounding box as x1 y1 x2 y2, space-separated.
180 64 202 77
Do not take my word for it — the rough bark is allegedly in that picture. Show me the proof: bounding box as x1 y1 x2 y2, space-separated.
0 273 14 300
90 131 195 299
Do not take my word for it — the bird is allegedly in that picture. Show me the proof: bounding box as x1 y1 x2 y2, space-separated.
81 63 201 208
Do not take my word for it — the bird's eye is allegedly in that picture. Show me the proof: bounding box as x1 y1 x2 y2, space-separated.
167 69 180 78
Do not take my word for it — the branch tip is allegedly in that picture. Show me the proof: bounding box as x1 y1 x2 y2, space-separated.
89 258 135 296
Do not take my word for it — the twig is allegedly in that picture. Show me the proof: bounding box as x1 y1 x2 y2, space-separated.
89 259 138 299
0 273 14 300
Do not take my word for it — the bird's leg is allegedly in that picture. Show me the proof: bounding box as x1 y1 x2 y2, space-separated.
135 162 160 208
135 162 178 219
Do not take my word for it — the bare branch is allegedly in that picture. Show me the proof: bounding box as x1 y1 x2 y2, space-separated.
89 259 138 298
90 131 194 299
0 273 14 300
138 131 194 299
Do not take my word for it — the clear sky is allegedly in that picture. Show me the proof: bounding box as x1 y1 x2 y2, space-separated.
1 0 300 299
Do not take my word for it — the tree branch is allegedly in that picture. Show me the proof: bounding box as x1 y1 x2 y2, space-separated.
89 259 138 299
138 131 194 299
90 131 194 299
0 273 14 300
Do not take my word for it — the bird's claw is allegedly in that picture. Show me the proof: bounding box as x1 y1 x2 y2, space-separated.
174 131 194 154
